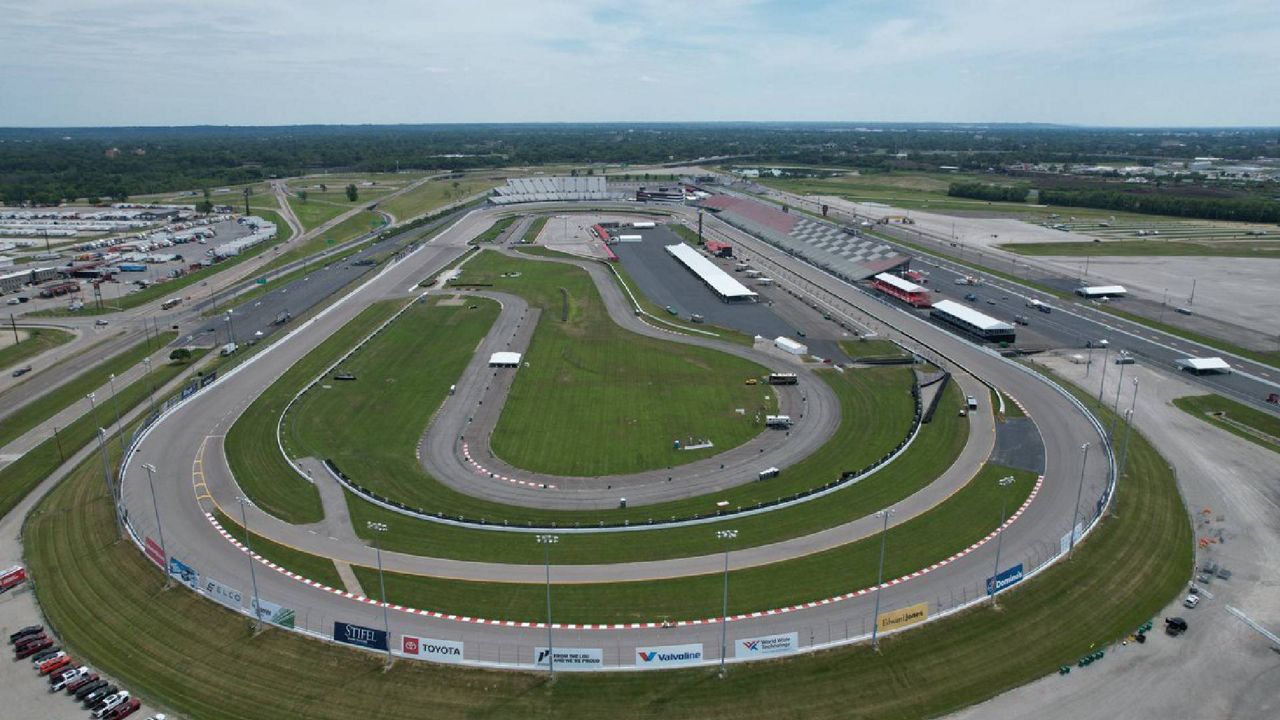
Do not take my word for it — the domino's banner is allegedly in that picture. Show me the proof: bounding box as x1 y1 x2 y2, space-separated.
534 647 602 668
334 621 388 651
201 576 243 611
636 643 703 667
167 556 199 590
736 632 799 658
986 563 1025 595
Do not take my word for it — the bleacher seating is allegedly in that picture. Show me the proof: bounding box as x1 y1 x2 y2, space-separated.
490 176 626 205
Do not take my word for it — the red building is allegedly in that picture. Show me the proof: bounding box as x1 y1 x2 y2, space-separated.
704 239 733 257
872 272 932 308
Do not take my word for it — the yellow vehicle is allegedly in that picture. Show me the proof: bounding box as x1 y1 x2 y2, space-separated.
744 378 758 385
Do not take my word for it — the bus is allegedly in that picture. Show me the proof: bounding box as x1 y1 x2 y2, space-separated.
161 297 183 310
767 372 798 385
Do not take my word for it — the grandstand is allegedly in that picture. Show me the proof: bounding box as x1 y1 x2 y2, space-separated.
700 195 908 281
490 176 628 205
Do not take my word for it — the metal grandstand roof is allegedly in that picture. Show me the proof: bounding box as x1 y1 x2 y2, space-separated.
931 299 1014 332
874 272 927 294
664 244 757 299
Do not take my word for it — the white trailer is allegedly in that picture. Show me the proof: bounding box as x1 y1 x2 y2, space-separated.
774 336 808 356
631 221 656 229
765 415 792 428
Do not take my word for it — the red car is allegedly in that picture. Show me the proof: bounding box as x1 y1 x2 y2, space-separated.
15 637 52 659
105 698 141 719
38 654 73 675
65 673 100 693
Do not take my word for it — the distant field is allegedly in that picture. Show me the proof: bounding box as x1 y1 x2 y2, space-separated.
262 210 381 273
0 327 73 373
1000 239 1280 258
379 177 500 222
286 196 348 231
1172 393 1280 454
453 250 775 476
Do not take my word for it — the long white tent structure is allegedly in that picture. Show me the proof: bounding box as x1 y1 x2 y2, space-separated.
665 243 758 301
930 299 1016 343
1176 357 1231 374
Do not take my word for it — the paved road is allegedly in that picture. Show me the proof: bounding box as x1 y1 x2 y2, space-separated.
117 203 1109 669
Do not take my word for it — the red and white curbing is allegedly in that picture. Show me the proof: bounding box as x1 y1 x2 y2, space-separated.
205 473 1043 631
460 443 557 490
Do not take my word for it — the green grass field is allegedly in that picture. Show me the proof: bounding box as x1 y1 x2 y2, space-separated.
24 390 1189 719
471 216 517 244
1172 394 1280 454
226 302 402 524
1000 240 1280 258
211 508 345 589
0 339 188 518
286 196 348 232
261 210 382 274
0 331 176 450
841 339 908 360
453 251 776 476
285 297 500 506
0 326 73 372
338 371 954 565
379 178 500 222
521 216 549 243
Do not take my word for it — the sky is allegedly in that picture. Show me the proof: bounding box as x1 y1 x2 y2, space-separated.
1 0 1277 127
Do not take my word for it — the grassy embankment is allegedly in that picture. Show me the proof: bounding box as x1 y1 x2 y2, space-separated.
24 385 1189 719
1172 394 1280 454
1001 240 1280 259
379 177 499 222
0 326 73 372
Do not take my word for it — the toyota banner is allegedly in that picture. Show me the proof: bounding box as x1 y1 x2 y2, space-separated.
401 635 464 663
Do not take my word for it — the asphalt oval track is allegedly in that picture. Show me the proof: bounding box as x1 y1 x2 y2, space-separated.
119 206 1111 670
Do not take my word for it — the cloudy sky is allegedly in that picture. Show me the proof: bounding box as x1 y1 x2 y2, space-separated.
2 0 1277 127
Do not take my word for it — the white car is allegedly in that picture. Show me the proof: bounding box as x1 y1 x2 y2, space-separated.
93 691 130 718
1183 594 1200 609
50 665 88 691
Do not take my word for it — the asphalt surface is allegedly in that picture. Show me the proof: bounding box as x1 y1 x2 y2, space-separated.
118 203 1111 670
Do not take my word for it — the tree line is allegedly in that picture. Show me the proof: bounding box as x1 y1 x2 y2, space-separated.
1038 188 1280 223
947 182 1029 203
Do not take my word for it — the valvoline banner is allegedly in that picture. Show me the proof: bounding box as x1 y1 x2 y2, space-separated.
635 643 703 667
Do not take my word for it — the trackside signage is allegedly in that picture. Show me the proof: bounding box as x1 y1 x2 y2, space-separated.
401 635 464 663
876 602 929 633
636 643 704 667
333 621 388 651
735 632 799 658
986 563 1025 596
251 598 297 629
201 576 243 610
167 556 199 590
534 647 603 669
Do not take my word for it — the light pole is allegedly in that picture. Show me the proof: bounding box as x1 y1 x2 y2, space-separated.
1117 379 1140 482
203 280 217 312
141 463 168 583
536 534 559 676
715 528 738 676
870 508 895 650
1068 443 1090 559
224 311 236 347
990 476 1016 608
236 495 262 632
142 356 156 416
1095 344 1110 405
367 521 393 666
107 372 125 453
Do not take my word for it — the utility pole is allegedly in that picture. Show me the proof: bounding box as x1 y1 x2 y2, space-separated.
367 521 393 667
237 496 262 632
536 534 559 676
1095 345 1110 405
870 508 895 650
1068 443 1090 559
8 313 17 345
715 528 738 676
96 428 123 539
1189 278 1196 307
142 356 156 416
141 463 169 584
990 476 1015 608
52 426 64 463
108 373 125 454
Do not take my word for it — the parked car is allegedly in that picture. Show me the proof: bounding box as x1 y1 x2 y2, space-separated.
14 631 48 649
1183 594 1200 609
37 653 71 675
9 624 42 644
11 365 32 378
93 691 131 718
1165 616 1189 636
5 297 19 305
107 699 143 719
74 679 108 701
95 319 109 327
15 638 52 659
50 666 89 691
29 646 62 664
65 673 100 694
82 684 117 707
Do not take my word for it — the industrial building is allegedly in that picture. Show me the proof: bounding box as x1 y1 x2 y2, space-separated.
872 272 932 308
929 299 1016 343
664 243 757 302
704 239 733 258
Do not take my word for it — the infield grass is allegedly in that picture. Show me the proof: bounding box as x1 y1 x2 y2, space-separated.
225 301 402 524
380 177 500 222
263 210 382 274
0 326 73 373
454 250 775 476
1172 393 1280 454
521 216 548 243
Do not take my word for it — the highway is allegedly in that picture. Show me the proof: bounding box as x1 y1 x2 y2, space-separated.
117 202 1110 670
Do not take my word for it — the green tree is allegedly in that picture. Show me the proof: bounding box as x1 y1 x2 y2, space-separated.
296 189 308 203
319 183 328 192
345 183 358 202
195 187 214 214
168 348 193 364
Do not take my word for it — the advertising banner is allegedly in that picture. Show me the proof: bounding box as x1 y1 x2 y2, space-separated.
167 556 199 590
199 370 218 388
876 602 929 632
986 563 1025 596
635 643 704 667
1059 522 1085 555
534 647 603 669
735 632 799 658
401 636 464 663
201 576 244 611
333 621 388 651
144 537 165 568
251 598 297 629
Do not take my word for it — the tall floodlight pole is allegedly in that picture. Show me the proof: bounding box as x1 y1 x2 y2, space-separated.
224 310 236 347
1068 443 1090 559
990 476 1016 608
237 495 262 632
870 508 895 650
141 463 168 583
1095 344 1110 404
142 356 156 416
1117 378 1140 481
96 427 124 538
715 528 738 676
107 372 125 453
367 521 393 666
536 534 559 676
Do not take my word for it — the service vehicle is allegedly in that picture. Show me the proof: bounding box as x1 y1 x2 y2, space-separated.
1175 307 1193 315
1183 594 1200 609
95 319 109 327
220 342 237 356
966 395 979 410
334 372 356 381
689 314 704 323
1165 617 1188 636
5 297 18 305
1 564 29 591
1115 353 1135 365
